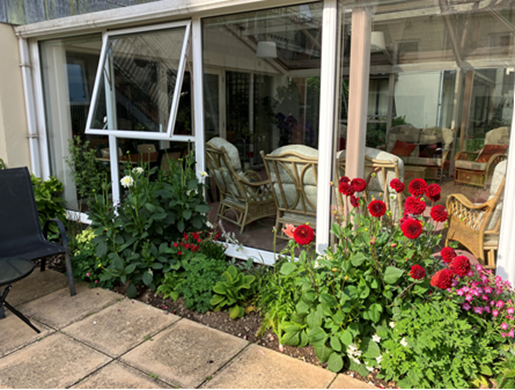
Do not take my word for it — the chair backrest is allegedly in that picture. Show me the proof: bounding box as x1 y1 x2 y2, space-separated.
206 141 247 202
100 147 122 158
0 167 45 254
486 160 507 232
261 145 318 216
418 127 454 151
386 125 420 154
206 137 242 171
485 127 510 146
137 143 157 153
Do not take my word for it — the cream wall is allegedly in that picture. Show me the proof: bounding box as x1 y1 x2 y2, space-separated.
0 23 31 171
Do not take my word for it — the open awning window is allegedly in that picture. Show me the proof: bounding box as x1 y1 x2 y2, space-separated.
85 20 191 139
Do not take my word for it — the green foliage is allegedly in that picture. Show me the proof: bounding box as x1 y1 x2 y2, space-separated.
64 136 107 201
0 158 5 170
69 228 108 287
211 265 256 319
31 175 66 239
495 347 515 389
378 299 499 388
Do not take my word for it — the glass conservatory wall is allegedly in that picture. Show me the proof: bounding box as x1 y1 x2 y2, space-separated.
202 3 323 253
335 1 514 268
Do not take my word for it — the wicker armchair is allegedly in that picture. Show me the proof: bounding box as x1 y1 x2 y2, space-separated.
261 145 318 240
454 127 509 189
206 138 276 234
446 160 507 268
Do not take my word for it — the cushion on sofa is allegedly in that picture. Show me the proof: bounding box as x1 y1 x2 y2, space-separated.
455 160 488 171
476 144 508 163
390 140 417 156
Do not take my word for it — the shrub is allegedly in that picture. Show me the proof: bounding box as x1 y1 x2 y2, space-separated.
211 265 256 319
31 175 66 240
69 228 109 287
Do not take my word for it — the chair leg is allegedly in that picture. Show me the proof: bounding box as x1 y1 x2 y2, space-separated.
40 258 46 271
3 301 40 333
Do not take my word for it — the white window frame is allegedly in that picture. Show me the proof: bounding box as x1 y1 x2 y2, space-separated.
85 20 192 140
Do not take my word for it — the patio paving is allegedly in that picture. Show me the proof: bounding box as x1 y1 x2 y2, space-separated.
0 269 376 389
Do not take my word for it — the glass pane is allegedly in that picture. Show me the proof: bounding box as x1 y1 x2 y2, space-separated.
203 3 323 253
40 34 107 210
90 27 187 133
335 1 514 269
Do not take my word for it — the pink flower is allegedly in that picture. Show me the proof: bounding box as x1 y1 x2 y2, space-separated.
485 286 493 294
86 272 90 277
509 329 515 338
473 307 483 314
484 306 491 314
456 289 464 296
502 332 508 338
482 295 489 301
507 307 515 315
476 264 483 272
501 322 509 330
496 300 505 309
463 287 470 293
462 303 471 311
465 294 473 302
94 280 98 284
493 309 499 317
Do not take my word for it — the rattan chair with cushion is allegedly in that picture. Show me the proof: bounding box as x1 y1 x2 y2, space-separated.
261 145 318 239
206 138 276 234
337 147 405 219
454 126 509 189
446 160 507 268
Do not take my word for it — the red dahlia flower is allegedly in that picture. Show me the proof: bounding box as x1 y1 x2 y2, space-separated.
351 178 367 192
409 265 426 280
430 205 448 222
293 224 315 245
405 196 426 215
431 268 454 289
401 219 423 239
440 247 456 263
408 178 428 196
426 183 441 202
368 200 387 218
339 182 354 196
339 176 350 184
389 178 405 193
450 255 471 277
350 195 360 208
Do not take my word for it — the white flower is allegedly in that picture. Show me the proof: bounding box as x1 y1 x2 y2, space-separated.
314 260 319 269
372 334 381 343
376 356 383 364
354 350 362 357
400 337 408 347
120 176 134 188
132 167 144 175
389 321 395 329
206 221 214 229
366 366 374 373
200 171 209 177
351 357 361 365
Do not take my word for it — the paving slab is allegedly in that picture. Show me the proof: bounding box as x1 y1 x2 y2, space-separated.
63 298 180 357
0 332 111 389
0 310 53 358
17 282 122 329
9 269 69 306
330 374 377 389
71 360 169 389
122 319 248 388
201 343 335 389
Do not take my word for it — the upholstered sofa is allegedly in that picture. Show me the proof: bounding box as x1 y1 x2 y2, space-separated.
382 125 454 182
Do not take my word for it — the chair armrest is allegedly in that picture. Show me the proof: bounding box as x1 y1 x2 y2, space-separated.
243 169 262 182
454 151 479 162
43 219 70 252
446 193 495 211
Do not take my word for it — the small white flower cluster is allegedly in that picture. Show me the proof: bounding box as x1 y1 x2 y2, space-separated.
372 334 381 343
186 188 199 197
206 221 214 229
132 167 144 175
346 343 362 365
120 175 134 188
400 337 408 347
389 321 395 329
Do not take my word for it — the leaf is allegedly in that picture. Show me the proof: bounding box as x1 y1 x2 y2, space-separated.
177 220 185 232
350 252 366 267
330 336 342 352
124 263 136 275
320 293 338 307
340 329 353 346
282 326 302 346
229 305 244 319
314 344 333 363
280 262 296 276
183 209 192 220
327 352 344 373
195 204 210 214
361 337 380 358
210 294 225 306
368 303 383 323
126 283 137 298
142 271 153 286
308 327 328 346
384 266 404 285
96 241 107 258
145 203 155 212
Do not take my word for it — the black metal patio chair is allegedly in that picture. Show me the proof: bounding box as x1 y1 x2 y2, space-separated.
0 167 76 296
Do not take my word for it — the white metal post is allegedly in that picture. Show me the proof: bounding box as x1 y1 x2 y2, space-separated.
192 16 206 179
345 7 372 180
316 0 339 254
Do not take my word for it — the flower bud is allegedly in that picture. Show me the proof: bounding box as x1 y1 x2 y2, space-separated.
344 276 349 281
332 268 338 272
391 243 397 248
370 238 376 245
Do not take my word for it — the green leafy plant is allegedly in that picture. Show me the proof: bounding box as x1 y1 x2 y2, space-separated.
31 175 66 239
211 265 255 319
0 158 5 170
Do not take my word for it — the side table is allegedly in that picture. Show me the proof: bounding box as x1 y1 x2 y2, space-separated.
0 257 40 333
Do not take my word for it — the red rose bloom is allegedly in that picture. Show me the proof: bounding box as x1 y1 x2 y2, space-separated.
368 200 387 218
409 265 426 280
339 182 354 196
426 183 441 202
430 205 448 222
404 196 426 215
401 219 423 239
339 176 350 184
431 268 454 289
293 224 315 245
408 178 428 196
350 195 360 208
389 178 405 194
351 178 367 192
440 247 456 263
450 255 471 277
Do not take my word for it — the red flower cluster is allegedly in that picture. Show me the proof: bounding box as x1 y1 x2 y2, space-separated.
409 264 426 280
430 205 448 222
450 255 471 277
389 178 405 194
426 183 441 202
441 247 456 263
294 224 315 245
339 182 354 196
368 200 386 218
351 178 367 192
173 231 208 254
339 176 350 184
401 219 423 239
405 196 426 215
431 268 454 289
408 178 427 197
350 195 360 208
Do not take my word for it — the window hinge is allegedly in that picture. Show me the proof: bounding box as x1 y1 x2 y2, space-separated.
27 133 38 139
19 62 31 69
